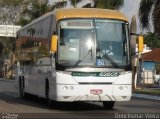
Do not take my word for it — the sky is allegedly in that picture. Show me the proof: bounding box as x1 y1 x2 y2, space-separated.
120 0 140 21
120 0 141 33
120 0 153 33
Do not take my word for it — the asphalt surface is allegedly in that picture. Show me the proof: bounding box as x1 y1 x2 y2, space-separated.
0 79 160 119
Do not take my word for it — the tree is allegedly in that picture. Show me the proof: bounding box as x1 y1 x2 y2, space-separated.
0 0 30 63
0 0 55 78
53 0 82 8
53 0 124 9
0 42 3 55
138 0 160 35
22 0 52 23
144 32 160 48
0 37 15 78
0 0 30 24
70 0 83 8
0 37 15 59
0 0 54 26
83 0 124 9
16 18 30 26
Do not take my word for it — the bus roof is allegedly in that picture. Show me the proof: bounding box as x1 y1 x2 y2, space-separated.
55 8 128 22
17 8 128 33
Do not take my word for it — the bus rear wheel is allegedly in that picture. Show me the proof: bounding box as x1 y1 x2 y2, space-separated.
103 101 115 109
19 76 25 97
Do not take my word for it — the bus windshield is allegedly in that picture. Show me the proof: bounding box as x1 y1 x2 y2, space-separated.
57 19 130 68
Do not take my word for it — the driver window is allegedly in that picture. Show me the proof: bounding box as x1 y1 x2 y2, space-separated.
59 29 79 61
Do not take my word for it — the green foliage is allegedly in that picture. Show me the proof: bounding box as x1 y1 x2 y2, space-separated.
54 0 124 9
0 37 15 59
156 63 160 74
0 0 25 6
22 0 51 21
17 0 57 26
52 1 67 9
144 32 160 48
0 42 3 54
15 18 30 26
139 0 160 34
135 88 160 95
94 0 124 9
52 0 82 8
0 42 3 55
0 0 124 26
0 0 30 24
70 0 83 8
0 0 54 26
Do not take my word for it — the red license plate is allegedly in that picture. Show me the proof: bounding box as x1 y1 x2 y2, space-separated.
90 89 103 95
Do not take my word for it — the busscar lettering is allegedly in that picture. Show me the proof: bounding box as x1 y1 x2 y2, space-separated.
99 72 119 77
72 72 119 77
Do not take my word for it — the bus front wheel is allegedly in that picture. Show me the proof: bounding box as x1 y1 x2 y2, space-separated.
45 79 52 106
103 101 115 109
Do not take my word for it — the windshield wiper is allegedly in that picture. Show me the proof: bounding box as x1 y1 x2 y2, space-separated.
72 49 92 68
97 48 119 68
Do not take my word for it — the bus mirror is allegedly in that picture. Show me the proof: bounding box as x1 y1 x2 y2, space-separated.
137 35 144 53
50 35 58 52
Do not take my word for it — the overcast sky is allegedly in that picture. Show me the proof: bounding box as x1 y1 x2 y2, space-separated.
120 0 142 33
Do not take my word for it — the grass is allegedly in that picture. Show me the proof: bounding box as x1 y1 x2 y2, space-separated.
134 88 160 96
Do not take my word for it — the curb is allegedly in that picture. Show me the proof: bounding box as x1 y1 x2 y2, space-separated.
0 78 15 81
0 78 6 81
132 93 160 101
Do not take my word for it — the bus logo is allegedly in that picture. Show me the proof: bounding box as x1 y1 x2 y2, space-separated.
99 72 119 77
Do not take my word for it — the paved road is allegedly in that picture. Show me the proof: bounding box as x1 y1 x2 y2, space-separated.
0 79 159 119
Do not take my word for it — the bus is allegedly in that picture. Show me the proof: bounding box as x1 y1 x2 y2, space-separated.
15 8 143 109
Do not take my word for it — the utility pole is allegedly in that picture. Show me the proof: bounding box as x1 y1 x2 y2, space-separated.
135 35 144 89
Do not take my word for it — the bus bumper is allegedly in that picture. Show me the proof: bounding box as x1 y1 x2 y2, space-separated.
50 84 132 102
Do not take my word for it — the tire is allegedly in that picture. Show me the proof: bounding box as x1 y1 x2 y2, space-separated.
45 79 49 99
45 79 52 106
158 80 160 87
19 76 25 98
103 101 115 109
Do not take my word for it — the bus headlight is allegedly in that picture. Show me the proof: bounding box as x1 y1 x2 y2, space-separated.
69 86 74 90
63 86 74 90
119 86 128 90
63 86 68 90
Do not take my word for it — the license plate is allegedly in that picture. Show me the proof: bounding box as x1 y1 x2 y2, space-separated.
90 89 103 95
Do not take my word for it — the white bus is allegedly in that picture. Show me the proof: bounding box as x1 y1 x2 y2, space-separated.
15 8 140 109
